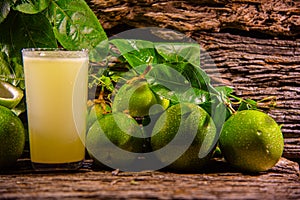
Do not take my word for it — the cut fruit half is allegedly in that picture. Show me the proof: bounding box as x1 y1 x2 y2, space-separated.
0 81 24 109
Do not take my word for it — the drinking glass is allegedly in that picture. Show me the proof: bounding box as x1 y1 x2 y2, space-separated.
22 48 89 171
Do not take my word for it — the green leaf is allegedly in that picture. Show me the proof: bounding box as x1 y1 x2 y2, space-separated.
0 0 16 23
14 0 50 14
215 86 234 96
146 64 212 105
180 63 211 91
155 42 200 67
180 87 210 105
238 99 257 111
0 51 24 87
154 42 214 92
0 10 57 59
146 64 191 94
0 51 12 81
11 57 25 88
89 39 109 62
109 40 218 107
210 100 230 131
111 39 212 92
110 39 159 68
99 75 114 92
0 10 56 87
160 61 211 93
48 0 107 58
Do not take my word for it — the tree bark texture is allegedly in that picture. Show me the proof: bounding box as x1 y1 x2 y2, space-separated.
86 0 300 160
87 0 300 37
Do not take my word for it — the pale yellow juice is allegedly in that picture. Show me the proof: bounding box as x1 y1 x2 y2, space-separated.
23 50 88 165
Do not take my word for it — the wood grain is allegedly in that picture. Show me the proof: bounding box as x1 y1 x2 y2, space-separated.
0 158 299 199
87 0 300 37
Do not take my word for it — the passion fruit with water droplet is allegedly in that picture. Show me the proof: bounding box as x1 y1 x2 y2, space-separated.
151 103 217 172
219 110 284 172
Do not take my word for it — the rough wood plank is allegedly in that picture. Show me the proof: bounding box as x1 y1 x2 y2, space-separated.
195 32 300 159
196 32 300 139
87 0 300 37
0 158 299 199
86 0 300 159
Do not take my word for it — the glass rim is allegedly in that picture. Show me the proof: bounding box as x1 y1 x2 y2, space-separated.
22 48 89 58
21 48 89 53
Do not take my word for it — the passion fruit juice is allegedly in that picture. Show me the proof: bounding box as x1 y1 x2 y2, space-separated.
23 50 88 168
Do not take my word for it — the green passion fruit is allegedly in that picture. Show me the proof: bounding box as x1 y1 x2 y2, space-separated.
86 112 147 170
112 80 169 117
219 110 284 172
0 105 25 169
151 103 217 172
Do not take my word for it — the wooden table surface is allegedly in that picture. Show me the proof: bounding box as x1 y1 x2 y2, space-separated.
1 157 299 199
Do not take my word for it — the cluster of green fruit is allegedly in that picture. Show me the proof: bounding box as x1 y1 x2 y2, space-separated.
86 79 284 173
0 80 284 173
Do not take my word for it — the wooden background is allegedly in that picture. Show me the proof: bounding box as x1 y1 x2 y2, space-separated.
1 1 299 199
87 0 300 161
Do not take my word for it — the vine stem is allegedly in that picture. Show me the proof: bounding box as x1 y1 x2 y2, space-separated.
94 88 106 104
224 101 237 114
126 64 153 84
218 92 237 114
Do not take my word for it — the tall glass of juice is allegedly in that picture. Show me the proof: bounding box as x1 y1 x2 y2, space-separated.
22 48 89 171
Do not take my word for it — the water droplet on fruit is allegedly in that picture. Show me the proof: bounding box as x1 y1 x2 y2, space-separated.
257 130 262 136
167 91 175 96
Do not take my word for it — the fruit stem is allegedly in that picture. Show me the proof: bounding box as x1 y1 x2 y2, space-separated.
126 64 153 84
225 101 237 114
94 89 105 102
228 94 243 105
93 88 112 113
257 96 277 109
219 91 237 114
142 64 152 78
